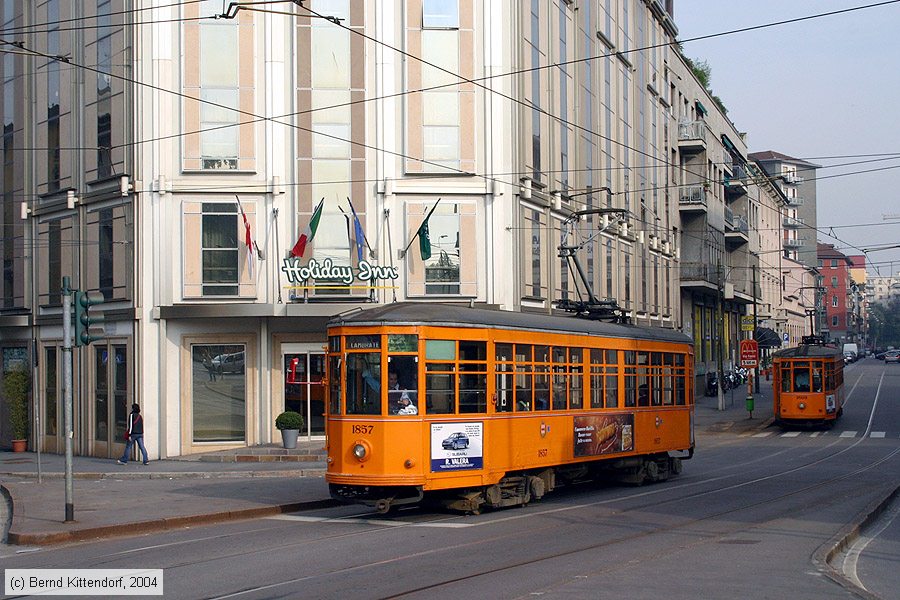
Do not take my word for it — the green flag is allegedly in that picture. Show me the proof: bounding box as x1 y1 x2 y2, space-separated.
418 216 432 260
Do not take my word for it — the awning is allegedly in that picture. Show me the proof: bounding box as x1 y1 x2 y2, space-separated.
754 327 782 348
695 100 708 116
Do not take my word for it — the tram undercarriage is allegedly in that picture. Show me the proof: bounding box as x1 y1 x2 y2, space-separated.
329 452 687 515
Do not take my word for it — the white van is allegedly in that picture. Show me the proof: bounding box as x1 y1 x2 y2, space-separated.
842 343 859 361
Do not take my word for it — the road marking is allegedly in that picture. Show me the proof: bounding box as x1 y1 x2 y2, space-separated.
870 431 886 438
839 431 857 438
780 431 801 438
752 432 772 438
809 432 821 438
265 514 474 528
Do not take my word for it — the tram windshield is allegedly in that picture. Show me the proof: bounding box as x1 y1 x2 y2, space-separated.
781 360 825 393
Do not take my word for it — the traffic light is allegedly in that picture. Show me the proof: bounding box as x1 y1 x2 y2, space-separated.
74 291 105 346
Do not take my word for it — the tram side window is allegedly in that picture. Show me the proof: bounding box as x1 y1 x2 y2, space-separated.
825 363 835 391
674 353 686 405
458 341 487 413
346 353 381 415
589 349 618 408
495 343 514 413
624 351 636 407
637 352 650 407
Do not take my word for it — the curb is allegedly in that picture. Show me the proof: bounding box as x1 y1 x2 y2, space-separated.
5 496 341 546
0 469 326 480
812 484 900 600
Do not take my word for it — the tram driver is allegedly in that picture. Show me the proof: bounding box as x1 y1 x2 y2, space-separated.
388 367 418 414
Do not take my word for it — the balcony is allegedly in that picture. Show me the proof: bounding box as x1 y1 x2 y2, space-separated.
782 172 804 185
783 216 804 228
677 120 709 154
785 196 804 207
725 210 750 247
678 185 708 215
724 165 749 198
783 237 805 249
680 263 719 290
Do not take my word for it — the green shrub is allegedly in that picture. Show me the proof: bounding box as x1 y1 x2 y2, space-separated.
275 411 304 431
4 367 30 440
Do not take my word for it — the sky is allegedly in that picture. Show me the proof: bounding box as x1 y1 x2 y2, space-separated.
674 0 900 278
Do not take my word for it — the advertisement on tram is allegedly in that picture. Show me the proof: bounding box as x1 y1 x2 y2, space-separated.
430 422 483 471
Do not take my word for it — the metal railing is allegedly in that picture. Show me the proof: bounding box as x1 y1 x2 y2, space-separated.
679 185 707 207
783 237 805 249
731 214 749 234
677 120 709 143
785 196 804 206
783 216 804 228
681 263 719 284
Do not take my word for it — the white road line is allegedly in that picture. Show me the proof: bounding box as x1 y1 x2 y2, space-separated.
870 432 886 438
265 514 474 528
780 432 801 438
839 431 857 438
809 432 821 438
752 432 773 438
863 372 886 438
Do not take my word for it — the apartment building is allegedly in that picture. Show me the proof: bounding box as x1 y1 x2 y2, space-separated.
2 1 778 456
817 243 854 343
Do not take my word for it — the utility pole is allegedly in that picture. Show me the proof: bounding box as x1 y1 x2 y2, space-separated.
716 261 725 412
752 263 759 394
61 277 74 522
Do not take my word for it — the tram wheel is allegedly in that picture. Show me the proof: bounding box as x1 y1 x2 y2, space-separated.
375 499 392 514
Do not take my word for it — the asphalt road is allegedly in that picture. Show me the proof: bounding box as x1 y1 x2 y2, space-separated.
3 359 899 600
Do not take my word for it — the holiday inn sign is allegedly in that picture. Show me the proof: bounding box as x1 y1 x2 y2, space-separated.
281 257 399 287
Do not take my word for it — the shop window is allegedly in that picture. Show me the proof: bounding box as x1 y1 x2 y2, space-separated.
191 344 246 442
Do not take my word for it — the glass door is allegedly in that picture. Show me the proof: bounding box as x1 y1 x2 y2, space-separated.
92 343 129 458
282 344 326 439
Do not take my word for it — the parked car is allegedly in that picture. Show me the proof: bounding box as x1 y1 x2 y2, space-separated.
441 432 469 450
211 351 245 374
884 351 900 365
843 352 855 365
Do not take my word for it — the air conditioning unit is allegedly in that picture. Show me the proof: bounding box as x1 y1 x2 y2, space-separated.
662 239 671 255
649 235 660 252
618 221 630 238
638 231 646 245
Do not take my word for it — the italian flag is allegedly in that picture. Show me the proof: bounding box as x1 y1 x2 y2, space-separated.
291 198 325 258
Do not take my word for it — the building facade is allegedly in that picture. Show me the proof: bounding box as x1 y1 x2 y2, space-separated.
817 243 854 344
3 0 794 456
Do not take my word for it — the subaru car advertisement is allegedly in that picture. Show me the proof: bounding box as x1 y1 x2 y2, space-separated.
430 422 483 472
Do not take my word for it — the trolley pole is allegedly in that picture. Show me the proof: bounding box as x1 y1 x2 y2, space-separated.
61 276 74 522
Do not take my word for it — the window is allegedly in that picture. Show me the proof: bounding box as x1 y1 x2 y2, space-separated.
832 315 839 327
192 344 246 442
346 351 381 415
423 0 458 28
96 0 113 179
424 204 461 294
831 276 838 288
831 259 838 267
590 349 618 408
45 347 58 435
201 203 239 295
522 206 546 299
198 2 239 169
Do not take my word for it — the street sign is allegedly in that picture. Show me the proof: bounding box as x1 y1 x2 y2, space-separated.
740 339 759 368
783 332 789 342
740 316 754 332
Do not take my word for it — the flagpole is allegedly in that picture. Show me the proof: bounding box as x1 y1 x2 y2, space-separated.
400 199 440 258
274 207 283 303
385 208 397 303
347 197 374 257
234 194 254 279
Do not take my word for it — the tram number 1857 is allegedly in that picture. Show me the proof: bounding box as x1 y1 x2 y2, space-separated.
351 425 374 434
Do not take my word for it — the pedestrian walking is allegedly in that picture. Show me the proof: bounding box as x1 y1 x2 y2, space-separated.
117 403 149 465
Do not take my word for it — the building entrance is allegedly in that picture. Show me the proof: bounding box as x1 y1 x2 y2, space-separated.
281 344 325 439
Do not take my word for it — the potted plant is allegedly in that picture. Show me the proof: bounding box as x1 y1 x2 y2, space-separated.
275 410 304 449
4 367 30 452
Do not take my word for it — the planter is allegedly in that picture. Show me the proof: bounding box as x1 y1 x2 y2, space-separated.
11 439 27 453
281 429 299 449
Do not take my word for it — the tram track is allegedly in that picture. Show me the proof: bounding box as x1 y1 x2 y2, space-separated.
20 372 892 599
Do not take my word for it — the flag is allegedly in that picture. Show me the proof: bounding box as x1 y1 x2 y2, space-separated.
401 199 440 261
347 198 366 262
418 214 432 261
292 198 324 258
235 195 254 278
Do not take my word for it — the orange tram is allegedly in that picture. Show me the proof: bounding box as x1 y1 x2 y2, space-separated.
325 303 695 513
772 343 845 427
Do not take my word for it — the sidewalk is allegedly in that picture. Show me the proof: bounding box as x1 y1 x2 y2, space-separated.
1 388 774 547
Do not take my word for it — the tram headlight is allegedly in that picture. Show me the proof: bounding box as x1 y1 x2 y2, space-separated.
798 402 806 410
353 443 367 459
